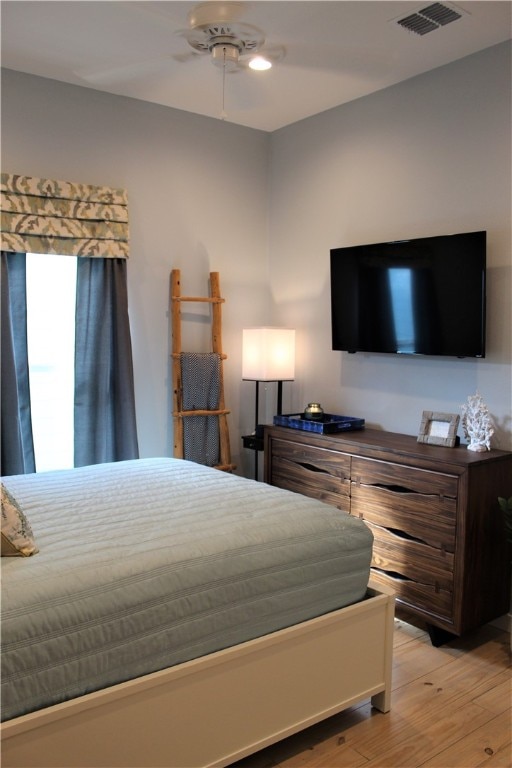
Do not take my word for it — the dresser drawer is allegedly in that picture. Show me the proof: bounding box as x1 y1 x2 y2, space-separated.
270 438 350 510
351 457 458 498
367 522 454 587
351 484 456 552
369 568 453 622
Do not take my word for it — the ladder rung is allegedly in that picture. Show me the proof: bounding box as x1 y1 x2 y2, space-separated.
171 352 227 360
172 295 225 304
173 409 231 417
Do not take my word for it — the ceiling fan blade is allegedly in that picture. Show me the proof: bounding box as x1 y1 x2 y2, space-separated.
278 41 394 76
171 50 204 65
75 55 173 85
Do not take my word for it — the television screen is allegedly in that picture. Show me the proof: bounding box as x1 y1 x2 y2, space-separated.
330 231 486 357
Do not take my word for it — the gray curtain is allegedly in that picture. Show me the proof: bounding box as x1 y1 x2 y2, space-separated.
74 257 139 466
0 252 36 475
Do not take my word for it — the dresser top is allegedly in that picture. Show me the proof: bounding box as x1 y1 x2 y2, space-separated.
265 425 511 469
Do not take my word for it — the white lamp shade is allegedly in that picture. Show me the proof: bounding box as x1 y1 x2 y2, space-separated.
242 328 295 381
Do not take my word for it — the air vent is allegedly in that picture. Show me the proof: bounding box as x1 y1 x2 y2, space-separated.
421 3 462 25
396 3 463 35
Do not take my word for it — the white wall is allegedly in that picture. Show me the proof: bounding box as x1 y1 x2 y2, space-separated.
1 69 273 475
1 40 511 473
269 42 512 449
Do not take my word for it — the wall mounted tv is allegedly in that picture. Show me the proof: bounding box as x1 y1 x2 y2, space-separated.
330 231 486 358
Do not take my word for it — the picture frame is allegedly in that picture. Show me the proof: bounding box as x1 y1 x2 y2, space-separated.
417 411 460 447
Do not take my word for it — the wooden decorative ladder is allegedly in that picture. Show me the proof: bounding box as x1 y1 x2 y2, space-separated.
170 269 235 472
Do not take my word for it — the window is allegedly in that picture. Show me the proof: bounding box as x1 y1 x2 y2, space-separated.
26 253 77 471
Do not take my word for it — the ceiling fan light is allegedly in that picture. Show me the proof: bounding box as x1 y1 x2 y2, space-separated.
249 56 272 71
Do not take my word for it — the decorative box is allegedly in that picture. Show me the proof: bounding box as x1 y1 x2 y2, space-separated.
273 413 365 434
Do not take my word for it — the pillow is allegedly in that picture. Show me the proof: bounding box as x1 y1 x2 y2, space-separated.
1 483 39 557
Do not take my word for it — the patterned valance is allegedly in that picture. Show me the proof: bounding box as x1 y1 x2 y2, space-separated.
0 174 129 258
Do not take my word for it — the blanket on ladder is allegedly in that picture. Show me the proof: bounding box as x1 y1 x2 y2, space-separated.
180 352 221 466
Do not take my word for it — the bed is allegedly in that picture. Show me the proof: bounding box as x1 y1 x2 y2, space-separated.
1 457 394 768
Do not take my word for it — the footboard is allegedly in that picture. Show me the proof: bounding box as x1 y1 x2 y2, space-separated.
1 582 394 768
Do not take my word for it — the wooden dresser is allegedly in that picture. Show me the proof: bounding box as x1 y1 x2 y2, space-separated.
264 425 512 641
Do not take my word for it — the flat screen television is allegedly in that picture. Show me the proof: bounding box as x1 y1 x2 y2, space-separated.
330 231 486 358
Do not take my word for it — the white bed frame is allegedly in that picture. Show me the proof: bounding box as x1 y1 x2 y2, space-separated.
1 582 394 768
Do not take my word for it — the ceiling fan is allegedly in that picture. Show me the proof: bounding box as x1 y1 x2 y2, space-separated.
173 2 284 117
75 2 283 119
77 2 283 84
175 2 284 72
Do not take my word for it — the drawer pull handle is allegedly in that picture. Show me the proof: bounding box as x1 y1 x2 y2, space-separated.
384 525 427 546
298 461 325 473
372 567 413 583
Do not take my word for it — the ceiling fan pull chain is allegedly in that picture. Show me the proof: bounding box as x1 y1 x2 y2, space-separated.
221 46 227 120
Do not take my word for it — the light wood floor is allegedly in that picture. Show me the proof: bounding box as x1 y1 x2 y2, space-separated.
233 612 511 768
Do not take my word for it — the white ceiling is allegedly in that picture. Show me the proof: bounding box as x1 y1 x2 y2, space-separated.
1 1 511 132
